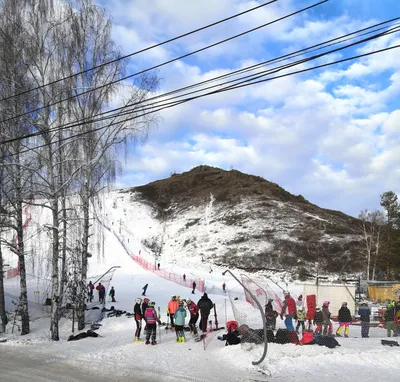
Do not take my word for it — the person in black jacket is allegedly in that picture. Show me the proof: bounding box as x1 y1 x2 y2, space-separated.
336 302 352 337
197 293 214 333
133 298 143 342
358 303 371 338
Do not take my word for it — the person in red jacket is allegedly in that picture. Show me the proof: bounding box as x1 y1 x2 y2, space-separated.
280 291 297 331
186 298 200 339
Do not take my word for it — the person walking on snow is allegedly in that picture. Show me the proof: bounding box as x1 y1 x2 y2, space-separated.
142 283 148 296
96 283 106 304
87 281 94 302
358 302 371 338
336 302 352 337
183 273 186 282
144 301 161 345
222 282 226 292
192 281 196 294
186 298 200 338
280 291 297 331
167 296 179 328
174 301 187 342
384 302 396 337
133 298 143 342
109 286 116 302
322 301 333 336
197 293 214 333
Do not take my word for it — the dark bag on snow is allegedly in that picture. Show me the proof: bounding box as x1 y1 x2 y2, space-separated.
315 335 340 348
275 329 290 344
266 329 275 343
288 330 300 345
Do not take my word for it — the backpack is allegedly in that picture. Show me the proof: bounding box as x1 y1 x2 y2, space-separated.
275 329 291 344
315 335 340 348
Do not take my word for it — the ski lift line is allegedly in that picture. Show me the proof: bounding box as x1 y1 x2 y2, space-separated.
0 0 278 103
3 41 400 158
1 18 398 148
0 1 327 124
2 23 399 156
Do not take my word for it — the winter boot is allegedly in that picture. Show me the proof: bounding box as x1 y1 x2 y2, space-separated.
135 337 142 343
336 333 341 337
151 340 157 345
145 339 150 345
344 334 348 338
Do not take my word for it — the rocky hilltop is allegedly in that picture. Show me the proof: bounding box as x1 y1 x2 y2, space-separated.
132 165 364 276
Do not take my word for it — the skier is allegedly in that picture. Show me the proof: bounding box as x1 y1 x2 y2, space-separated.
174 301 187 342
197 293 214 333
157 263 160 270
142 297 149 334
144 301 161 345
280 291 297 331
142 283 148 296
322 301 333 336
384 302 396 337
296 306 306 335
222 283 226 292
265 298 277 330
167 296 179 328
109 286 116 302
133 298 143 342
358 302 371 338
183 273 186 282
87 281 94 302
336 302 352 337
313 307 323 334
192 281 196 294
186 298 199 338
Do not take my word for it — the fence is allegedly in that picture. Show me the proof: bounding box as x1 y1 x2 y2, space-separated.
99 218 205 293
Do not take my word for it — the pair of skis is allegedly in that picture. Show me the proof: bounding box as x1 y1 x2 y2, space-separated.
195 304 224 342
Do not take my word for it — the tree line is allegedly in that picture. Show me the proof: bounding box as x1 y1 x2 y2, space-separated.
0 0 158 339
359 191 400 281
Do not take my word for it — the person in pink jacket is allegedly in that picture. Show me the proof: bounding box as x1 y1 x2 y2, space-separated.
144 302 161 345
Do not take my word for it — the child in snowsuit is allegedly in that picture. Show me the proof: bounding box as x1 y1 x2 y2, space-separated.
109 286 116 302
322 301 333 336
296 307 306 335
336 302 352 337
313 307 323 334
265 299 277 330
186 298 199 338
144 301 161 345
219 320 241 346
384 303 396 337
358 303 371 338
134 298 143 342
174 301 187 342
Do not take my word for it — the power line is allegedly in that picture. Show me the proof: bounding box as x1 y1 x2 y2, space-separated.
0 0 278 103
2 18 398 145
0 0 328 125
4 41 400 158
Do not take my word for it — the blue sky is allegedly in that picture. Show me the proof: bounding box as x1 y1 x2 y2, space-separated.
96 0 400 217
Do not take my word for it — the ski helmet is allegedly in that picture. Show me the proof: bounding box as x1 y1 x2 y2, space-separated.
136 298 142 304
186 298 191 304
323 301 330 307
143 298 150 303
178 301 184 307
283 291 290 296
342 302 347 306
148 301 155 307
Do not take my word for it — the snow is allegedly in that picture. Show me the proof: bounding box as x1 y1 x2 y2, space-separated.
1 190 400 382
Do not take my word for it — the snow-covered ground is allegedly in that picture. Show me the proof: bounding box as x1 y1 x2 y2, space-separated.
1 191 400 382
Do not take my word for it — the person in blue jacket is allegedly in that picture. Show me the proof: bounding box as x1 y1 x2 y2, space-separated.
174 301 187 342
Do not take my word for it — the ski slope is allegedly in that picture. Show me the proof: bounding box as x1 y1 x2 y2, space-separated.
1 191 400 381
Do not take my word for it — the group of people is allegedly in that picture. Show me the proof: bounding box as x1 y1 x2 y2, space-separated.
266 291 400 339
132 293 214 345
87 281 115 304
